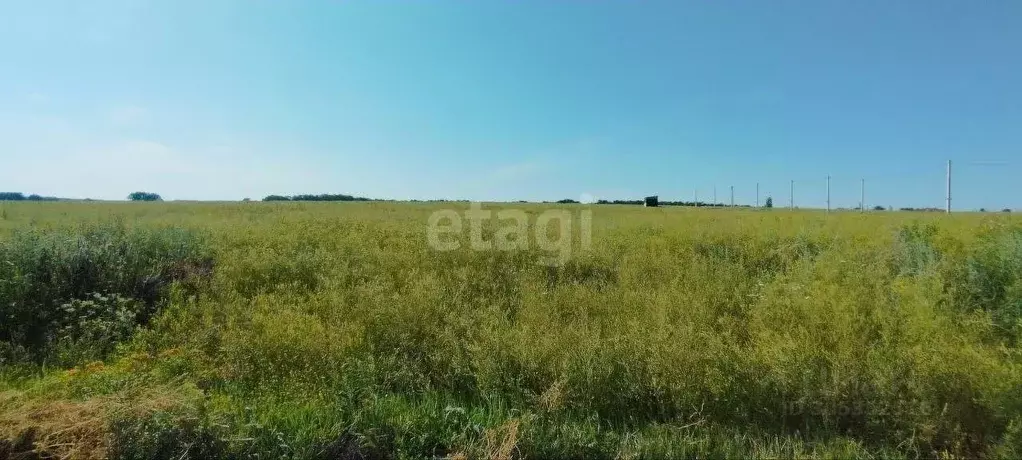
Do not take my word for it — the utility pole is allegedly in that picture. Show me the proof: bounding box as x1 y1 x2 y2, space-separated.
860 178 865 212
790 180 794 210
946 160 952 213
826 175 831 214
730 185 735 208
756 183 760 207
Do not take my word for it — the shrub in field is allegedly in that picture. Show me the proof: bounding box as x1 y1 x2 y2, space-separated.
108 409 230 460
48 293 151 365
0 221 211 365
892 222 942 276
955 226 1022 342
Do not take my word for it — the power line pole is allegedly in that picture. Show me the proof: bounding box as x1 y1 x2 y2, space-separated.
826 175 831 214
946 160 952 214
790 180 794 210
860 178 865 212
730 185 734 208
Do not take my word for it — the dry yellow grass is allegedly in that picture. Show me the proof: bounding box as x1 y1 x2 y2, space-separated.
0 382 199 460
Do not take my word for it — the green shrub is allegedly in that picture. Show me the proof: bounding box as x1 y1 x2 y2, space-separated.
49 293 145 365
892 222 941 276
961 227 1022 341
108 404 230 460
0 221 211 365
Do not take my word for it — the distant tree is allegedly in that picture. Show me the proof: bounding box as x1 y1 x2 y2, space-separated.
980 208 987 212
242 198 252 202
127 191 162 201
764 197 773 208
1003 208 1013 213
0 192 26 201
27 194 59 201
557 199 579 204
873 205 885 211
262 193 375 202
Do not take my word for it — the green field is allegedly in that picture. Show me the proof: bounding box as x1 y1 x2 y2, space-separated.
1 202 1020 459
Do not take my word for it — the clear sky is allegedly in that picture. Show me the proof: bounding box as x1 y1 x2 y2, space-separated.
1 0 1020 209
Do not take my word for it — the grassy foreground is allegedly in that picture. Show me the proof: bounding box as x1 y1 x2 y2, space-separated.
1 201 1021 459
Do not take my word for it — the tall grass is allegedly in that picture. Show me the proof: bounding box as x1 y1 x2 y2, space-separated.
0 202 1020 459
0 220 211 368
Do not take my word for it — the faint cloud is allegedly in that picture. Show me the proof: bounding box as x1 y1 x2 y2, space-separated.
25 92 51 104
99 139 192 174
1 105 331 200
72 139 328 199
457 138 608 200
21 114 74 135
108 105 150 126
489 161 545 182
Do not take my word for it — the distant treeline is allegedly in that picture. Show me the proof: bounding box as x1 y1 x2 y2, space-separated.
262 194 379 202
897 207 1012 213
128 192 163 202
255 195 755 208
3 189 1007 212
593 199 745 207
409 199 471 203
0 192 61 201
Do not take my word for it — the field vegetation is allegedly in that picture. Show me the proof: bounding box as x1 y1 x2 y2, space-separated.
0 201 1020 459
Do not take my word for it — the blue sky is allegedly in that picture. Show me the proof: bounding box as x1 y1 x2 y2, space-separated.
1 0 1020 209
